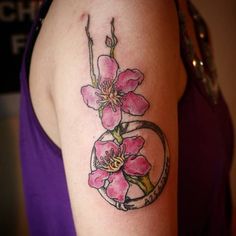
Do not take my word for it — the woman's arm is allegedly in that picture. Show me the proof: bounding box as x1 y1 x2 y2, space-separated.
51 1 179 235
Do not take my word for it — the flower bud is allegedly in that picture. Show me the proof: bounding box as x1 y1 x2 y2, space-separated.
105 36 113 48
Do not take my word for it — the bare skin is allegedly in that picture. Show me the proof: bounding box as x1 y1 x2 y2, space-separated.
29 0 202 235
29 0 195 149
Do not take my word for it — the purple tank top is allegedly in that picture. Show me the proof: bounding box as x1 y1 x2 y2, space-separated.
19 1 234 235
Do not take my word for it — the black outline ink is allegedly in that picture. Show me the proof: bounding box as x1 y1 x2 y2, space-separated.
90 120 170 211
82 16 170 211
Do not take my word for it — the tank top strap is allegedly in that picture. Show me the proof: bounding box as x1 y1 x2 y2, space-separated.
20 0 60 155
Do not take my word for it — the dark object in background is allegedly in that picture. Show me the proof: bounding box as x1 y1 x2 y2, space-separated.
0 0 42 94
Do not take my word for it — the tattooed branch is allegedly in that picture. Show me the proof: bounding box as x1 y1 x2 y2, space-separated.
85 15 97 87
105 18 118 58
81 16 170 211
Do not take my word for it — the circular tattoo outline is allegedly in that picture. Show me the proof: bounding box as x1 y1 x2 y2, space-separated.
90 120 170 211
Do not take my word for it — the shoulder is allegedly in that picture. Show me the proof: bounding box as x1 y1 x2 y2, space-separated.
49 0 180 96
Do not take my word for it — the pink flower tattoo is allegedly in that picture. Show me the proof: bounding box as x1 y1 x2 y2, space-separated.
81 56 149 130
81 15 170 211
88 136 151 202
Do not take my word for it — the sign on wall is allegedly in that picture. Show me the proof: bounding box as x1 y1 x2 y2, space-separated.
0 0 42 93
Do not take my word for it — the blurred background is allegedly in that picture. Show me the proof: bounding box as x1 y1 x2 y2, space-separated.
0 1 41 235
0 0 235 235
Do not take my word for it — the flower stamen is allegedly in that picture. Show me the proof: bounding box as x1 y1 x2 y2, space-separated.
98 81 122 111
97 146 126 172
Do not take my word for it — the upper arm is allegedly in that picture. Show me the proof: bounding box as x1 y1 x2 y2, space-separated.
51 1 179 235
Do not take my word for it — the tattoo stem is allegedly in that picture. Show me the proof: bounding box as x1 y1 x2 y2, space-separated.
105 18 118 58
111 126 123 144
126 174 154 195
110 47 115 58
139 175 154 194
85 15 97 87
110 18 117 58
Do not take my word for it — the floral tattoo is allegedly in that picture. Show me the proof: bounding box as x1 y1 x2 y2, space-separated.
81 16 170 211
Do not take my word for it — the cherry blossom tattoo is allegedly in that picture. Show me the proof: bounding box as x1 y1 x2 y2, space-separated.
81 16 170 211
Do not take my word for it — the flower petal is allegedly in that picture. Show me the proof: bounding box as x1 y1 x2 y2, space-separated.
123 155 151 176
106 171 129 203
88 169 109 189
81 85 101 110
121 136 145 156
95 140 119 163
101 105 121 130
98 55 119 85
115 69 144 93
121 92 149 116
